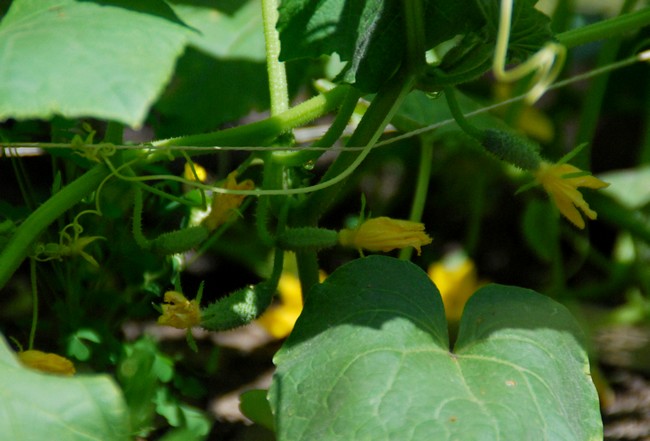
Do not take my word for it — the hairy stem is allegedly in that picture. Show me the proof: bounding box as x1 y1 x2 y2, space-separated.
261 0 290 115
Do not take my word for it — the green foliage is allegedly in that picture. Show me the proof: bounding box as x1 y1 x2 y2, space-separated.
117 337 173 434
154 1 270 136
475 0 553 59
1 0 648 438
0 336 130 440
240 389 275 431
270 256 602 440
278 0 481 92
0 0 190 127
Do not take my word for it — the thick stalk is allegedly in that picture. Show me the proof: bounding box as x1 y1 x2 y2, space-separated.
0 164 110 290
151 85 351 151
404 0 426 71
272 86 362 166
261 0 289 115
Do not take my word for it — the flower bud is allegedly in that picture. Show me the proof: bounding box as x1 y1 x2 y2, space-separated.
18 350 76 376
338 217 432 255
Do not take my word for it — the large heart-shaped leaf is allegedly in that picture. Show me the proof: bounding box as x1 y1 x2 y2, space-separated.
277 0 483 93
269 256 602 440
0 336 130 440
0 0 190 128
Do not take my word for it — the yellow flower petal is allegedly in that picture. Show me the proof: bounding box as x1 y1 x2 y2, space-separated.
535 162 609 229
256 271 326 339
257 273 303 339
183 162 208 182
158 291 201 329
202 171 255 231
339 217 432 255
428 252 483 322
18 350 76 376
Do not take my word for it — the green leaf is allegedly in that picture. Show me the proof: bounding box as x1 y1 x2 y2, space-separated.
0 0 190 128
270 256 601 440
67 328 102 361
240 389 275 431
153 1 269 137
476 0 553 61
80 0 193 29
153 49 269 137
0 335 130 440
118 337 174 434
171 0 265 60
277 0 482 93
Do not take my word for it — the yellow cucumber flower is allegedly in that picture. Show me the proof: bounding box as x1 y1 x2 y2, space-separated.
257 271 328 339
338 217 432 256
158 291 201 329
183 161 208 183
202 171 255 231
534 162 609 229
256 273 305 339
428 252 484 322
18 350 76 376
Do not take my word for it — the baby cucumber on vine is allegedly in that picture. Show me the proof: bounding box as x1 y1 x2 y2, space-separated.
481 129 542 171
200 282 276 331
149 226 209 255
276 227 338 252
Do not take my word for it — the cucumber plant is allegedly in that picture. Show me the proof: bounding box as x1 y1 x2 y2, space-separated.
1 0 649 439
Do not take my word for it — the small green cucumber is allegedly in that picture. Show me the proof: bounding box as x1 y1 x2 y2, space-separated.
200 282 275 331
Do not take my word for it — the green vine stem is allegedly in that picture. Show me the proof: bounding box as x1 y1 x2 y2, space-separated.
404 0 426 71
292 68 416 294
297 68 417 225
0 164 111 290
261 0 289 115
640 76 650 164
151 85 351 154
398 135 434 261
556 6 650 48
28 257 38 350
271 86 362 166
444 87 484 139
